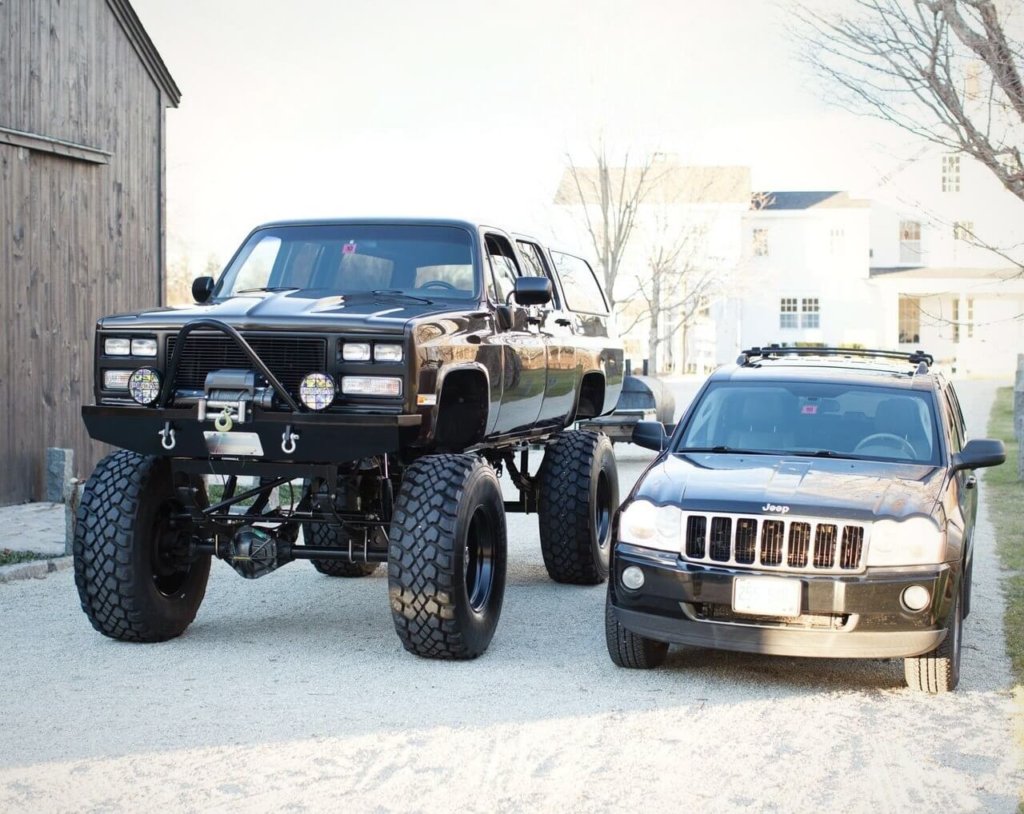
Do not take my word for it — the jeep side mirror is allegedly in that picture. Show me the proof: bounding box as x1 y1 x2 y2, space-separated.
632 420 668 452
511 276 552 306
951 438 1006 472
192 276 216 304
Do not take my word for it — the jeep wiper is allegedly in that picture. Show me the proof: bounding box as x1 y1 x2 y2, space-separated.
370 289 433 305
799 449 858 460
677 446 774 455
235 286 301 294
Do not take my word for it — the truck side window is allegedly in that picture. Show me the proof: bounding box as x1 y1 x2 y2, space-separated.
486 235 521 303
516 240 561 308
549 251 608 315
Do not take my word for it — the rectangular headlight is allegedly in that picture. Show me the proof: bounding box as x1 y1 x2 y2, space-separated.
343 342 372 361
341 376 402 397
374 343 404 362
131 338 158 357
103 370 132 390
104 338 131 356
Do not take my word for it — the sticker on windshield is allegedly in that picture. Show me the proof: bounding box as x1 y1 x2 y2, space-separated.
343 241 357 255
801 404 818 415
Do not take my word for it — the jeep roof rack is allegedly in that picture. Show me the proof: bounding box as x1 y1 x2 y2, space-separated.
736 345 934 369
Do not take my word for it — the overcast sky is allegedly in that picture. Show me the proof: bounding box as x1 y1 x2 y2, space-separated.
132 0 909 269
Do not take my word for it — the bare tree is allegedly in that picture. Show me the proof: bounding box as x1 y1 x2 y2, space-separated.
557 143 658 312
794 0 1024 203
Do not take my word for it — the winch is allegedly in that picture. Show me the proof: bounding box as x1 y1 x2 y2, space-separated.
196 369 275 428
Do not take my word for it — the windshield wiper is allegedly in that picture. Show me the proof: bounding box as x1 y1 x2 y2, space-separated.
677 446 775 455
235 286 301 294
799 449 858 460
370 289 433 305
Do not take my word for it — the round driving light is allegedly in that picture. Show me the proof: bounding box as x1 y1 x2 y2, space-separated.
901 585 931 612
621 566 645 590
127 368 161 405
299 372 336 411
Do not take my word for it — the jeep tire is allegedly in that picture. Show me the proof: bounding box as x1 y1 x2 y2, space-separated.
538 430 618 584
304 522 380 577
904 581 963 693
73 450 211 642
388 454 507 659
605 590 668 669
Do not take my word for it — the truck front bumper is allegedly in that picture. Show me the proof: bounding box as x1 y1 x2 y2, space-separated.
610 543 956 659
83 405 422 464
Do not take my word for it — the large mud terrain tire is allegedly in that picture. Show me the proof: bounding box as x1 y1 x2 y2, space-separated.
303 522 380 577
538 430 618 584
388 455 507 659
73 450 211 642
605 589 668 669
904 582 963 693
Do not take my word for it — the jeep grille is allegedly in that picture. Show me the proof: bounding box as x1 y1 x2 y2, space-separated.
681 513 865 574
166 334 327 397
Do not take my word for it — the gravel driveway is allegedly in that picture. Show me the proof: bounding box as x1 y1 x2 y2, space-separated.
0 380 1019 812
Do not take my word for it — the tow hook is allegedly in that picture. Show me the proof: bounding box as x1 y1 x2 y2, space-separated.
214 409 234 432
281 426 299 455
158 422 176 451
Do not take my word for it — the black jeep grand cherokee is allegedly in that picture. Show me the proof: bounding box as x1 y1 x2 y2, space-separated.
606 347 1005 693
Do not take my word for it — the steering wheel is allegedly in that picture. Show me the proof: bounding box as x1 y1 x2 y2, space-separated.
420 280 458 291
853 433 917 458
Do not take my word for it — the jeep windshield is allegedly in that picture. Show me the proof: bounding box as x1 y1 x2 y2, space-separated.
675 381 941 465
215 224 478 300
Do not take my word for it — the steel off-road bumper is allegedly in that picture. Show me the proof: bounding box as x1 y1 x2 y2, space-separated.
82 405 422 463
610 543 955 659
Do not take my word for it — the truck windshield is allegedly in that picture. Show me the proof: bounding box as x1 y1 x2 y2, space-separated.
216 224 478 300
675 381 941 464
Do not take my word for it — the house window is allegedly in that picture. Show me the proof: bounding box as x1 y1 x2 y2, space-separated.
899 220 922 263
801 298 820 329
898 296 920 344
829 227 845 255
779 297 798 328
952 298 960 342
967 297 974 338
942 154 961 192
753 228 769 257
953 221 974 241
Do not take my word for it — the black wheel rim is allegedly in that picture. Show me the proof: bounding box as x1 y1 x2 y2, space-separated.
465 506 496 613
594 470 612 550
150 500 194 597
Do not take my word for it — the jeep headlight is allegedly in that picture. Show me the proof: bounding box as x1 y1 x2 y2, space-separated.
619 499 683 553
866 517 947 566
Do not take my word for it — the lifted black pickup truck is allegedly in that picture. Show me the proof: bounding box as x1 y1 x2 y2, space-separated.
75 218 624 659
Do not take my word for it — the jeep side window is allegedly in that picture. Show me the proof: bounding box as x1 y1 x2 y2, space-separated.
549 251 608 315
486 235 521 303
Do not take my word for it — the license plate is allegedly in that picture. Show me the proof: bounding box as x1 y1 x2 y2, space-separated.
204 431 264 457
732 576 802 617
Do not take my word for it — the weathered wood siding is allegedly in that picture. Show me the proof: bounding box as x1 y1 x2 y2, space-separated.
0 0 173 504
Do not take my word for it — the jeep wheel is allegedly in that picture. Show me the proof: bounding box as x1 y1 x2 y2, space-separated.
303 522 380 577
904 582 962 693
388 454 507 659
538 430 618 584
73 450 211 642
605 590 668 668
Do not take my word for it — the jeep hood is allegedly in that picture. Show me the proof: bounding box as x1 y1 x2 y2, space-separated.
633 453 945 522
97 291 470 333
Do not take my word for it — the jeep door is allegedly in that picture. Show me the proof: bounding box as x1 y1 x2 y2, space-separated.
515 238 577 425
942 384 977 563
483 232 546 434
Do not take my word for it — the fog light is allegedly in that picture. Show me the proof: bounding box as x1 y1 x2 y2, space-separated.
127 368 161 405
299 372 336 411
622 566 645 590
103 370 132 390
902 585 931 612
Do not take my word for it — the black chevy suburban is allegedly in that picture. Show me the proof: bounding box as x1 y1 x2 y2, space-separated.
75 218 623 659
606 346 1005 692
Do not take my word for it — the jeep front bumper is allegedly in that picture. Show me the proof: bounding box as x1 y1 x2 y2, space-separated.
610 543 956 659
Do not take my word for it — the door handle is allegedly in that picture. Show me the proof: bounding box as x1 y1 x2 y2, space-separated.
555 317 572 327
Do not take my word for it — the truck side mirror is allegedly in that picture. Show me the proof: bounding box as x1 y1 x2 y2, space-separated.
511 276 552 306
192 276 215 304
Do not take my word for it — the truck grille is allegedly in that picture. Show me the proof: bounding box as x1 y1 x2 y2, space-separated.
166 334 327 395
682 513 865 573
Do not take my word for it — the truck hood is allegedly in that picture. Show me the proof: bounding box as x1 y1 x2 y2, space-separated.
97 291 473 333
633 452 946 522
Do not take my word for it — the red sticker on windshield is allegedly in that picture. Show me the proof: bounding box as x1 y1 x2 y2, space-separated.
343 242 357 255
802 404 818 414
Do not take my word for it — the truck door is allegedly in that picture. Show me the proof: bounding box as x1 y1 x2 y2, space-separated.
484 233 546 434
516 239 577 425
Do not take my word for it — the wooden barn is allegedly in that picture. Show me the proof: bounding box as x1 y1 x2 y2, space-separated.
0 0 179 504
